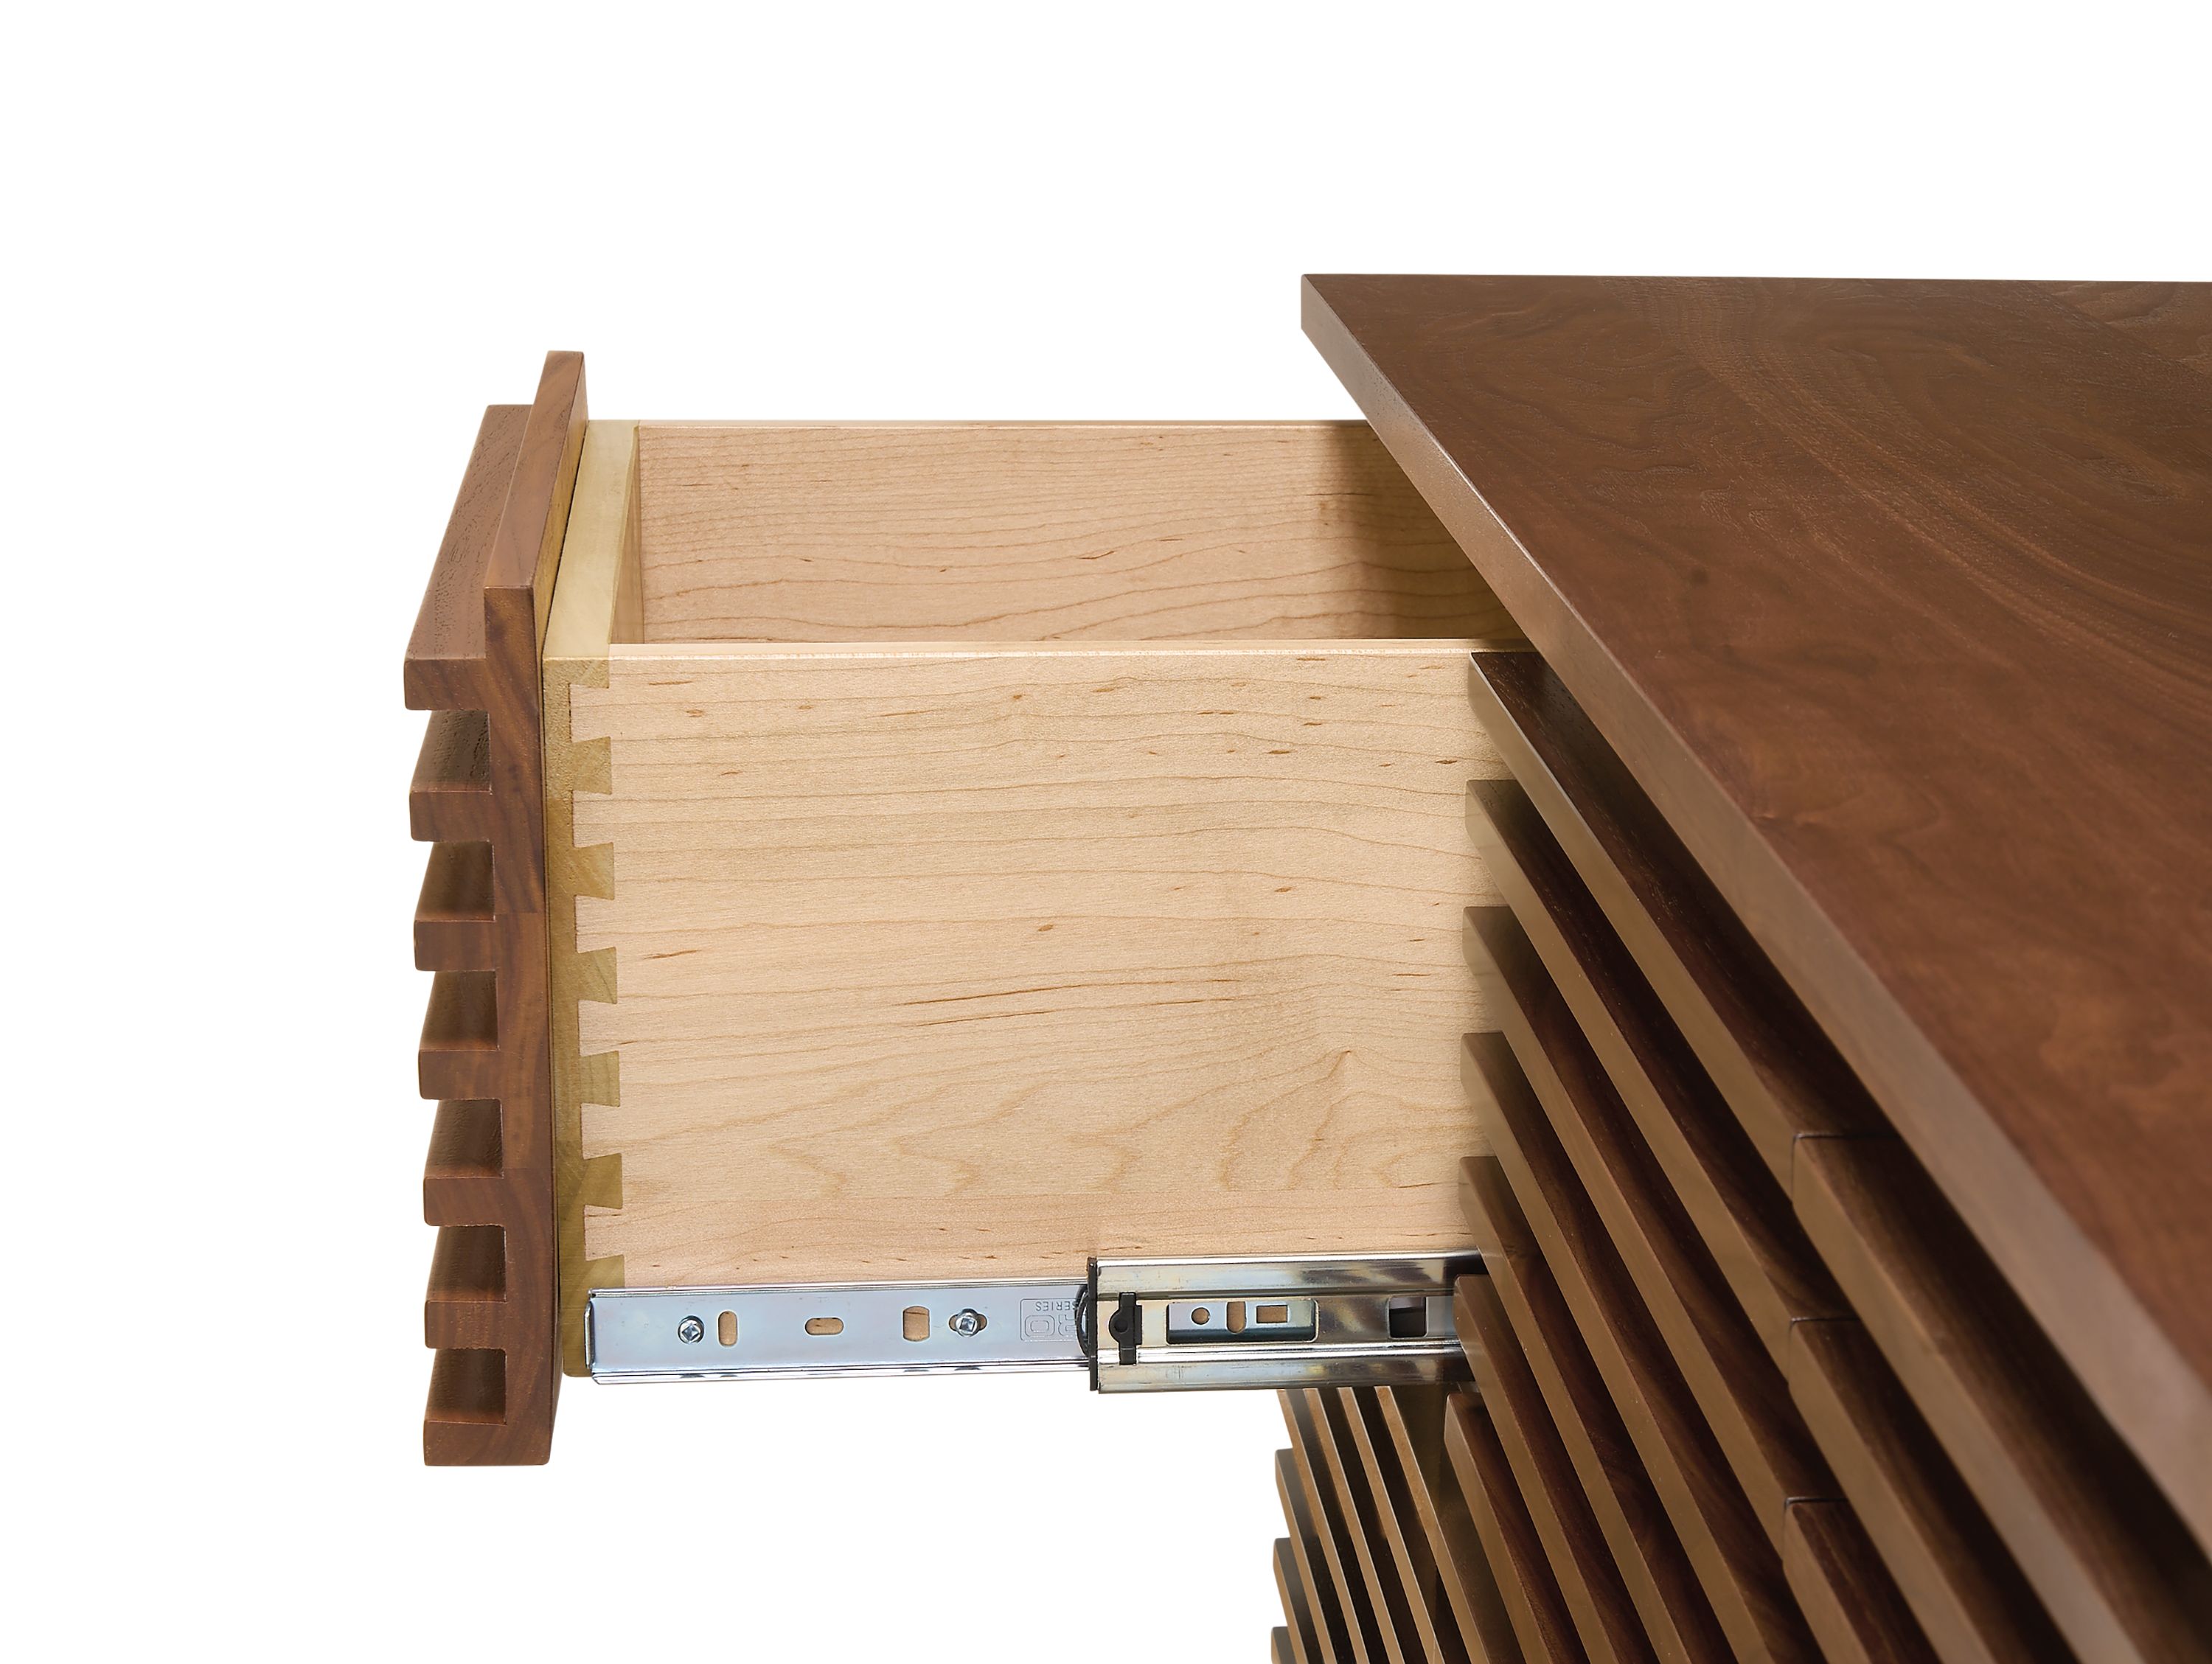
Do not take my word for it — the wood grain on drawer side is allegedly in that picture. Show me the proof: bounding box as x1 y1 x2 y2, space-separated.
632 422 1516 644
572 638 1503 1288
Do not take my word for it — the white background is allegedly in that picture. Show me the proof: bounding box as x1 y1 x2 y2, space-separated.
7 4 2206 1659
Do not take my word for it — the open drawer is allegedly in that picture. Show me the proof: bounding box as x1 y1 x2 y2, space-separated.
541 414 1523 1384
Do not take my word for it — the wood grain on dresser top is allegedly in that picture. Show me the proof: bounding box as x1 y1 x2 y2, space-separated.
1305 274 2212 1539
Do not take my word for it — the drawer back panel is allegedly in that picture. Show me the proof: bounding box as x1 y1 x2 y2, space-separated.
631 422 1516 643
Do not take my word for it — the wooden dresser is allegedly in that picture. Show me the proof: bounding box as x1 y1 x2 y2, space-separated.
403 277 2211 1663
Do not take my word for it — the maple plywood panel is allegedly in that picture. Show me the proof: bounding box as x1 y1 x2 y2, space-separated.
573 639 1505 1284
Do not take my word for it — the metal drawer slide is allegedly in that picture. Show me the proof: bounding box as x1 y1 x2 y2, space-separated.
587 1251 1478 1392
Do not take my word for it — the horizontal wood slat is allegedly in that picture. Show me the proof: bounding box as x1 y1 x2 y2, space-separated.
409 710 493 843
423 1223 507 1350
1465 907 1835 1541
422 1099 504 1226
1461 1034 1815 1664
405 405 529 712
1794 1139 2212 1664
1787 1319 2073 1664
1781 1500 1938 1664
1447 1388 1592 1664
1374 1389 1527 1664
1279 1536 1329 1664
1286 1389 1392 1664
1455 1275 1658 1664
414 840 496 971
1461 1162 1730 1664
1281 1449 1358 1664
1466 777 1846 1367
1464 652 1880 1185
417 970 500 1100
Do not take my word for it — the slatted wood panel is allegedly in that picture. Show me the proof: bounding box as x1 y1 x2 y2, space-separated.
1461 1041 1817 1664
1449 1389 1590 1664
1425 648 2212 1664
402 351 585 1464
1464 904 1836 1539
1374 1389 1526 1664
1279 1391 1523 1663
1458 1172 1728 1664
1286 1389 1393 1664
1462 778 1846 1368
1454 1273 1655 1664
1281 1449 1359 1663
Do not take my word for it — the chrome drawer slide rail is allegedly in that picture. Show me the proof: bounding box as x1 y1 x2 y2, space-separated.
587 1251 1480 1391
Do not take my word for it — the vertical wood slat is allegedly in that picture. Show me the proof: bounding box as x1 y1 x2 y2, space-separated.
1279 1536 1328 1664
1338 1388 1472 1664
1309 1387 1427 1664
404 352 585 1465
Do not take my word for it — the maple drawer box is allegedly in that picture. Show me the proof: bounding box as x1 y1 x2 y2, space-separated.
539 415 1522 1362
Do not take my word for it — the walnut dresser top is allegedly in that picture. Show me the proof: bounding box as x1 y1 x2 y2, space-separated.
1306 273 2212 1517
